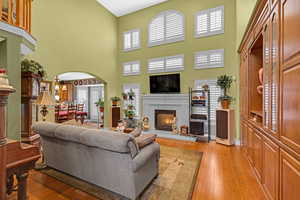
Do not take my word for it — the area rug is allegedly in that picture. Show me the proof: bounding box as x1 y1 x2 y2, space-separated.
40 145 202 200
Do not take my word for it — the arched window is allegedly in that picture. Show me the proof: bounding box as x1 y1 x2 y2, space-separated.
148 10 184 47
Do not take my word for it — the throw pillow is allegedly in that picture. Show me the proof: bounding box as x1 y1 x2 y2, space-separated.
135 134 157 148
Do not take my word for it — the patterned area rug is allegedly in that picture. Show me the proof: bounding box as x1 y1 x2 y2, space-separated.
40 145 202 200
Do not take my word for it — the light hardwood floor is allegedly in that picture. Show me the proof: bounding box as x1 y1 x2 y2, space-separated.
8 138 267 200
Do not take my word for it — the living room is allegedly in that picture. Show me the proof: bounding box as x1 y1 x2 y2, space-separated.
1 0 300 200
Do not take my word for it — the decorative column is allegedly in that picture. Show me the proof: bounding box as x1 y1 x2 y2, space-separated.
0 69 15 200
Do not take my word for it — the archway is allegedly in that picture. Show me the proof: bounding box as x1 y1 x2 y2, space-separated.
52 71 107 128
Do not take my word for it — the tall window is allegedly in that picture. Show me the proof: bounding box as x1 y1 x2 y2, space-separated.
149 10 184 47
195 6 224 38
123 84 140 117
123 29 140 51
123 61 140 76
194 49 224 69
148 54 184 73
194 80 222 138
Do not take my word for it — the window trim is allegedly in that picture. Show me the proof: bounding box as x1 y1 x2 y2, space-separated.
123 61 141 76
123 29 141 52
148 10 185 47
195 5 224 38
148 54 184 74
194 49 224 69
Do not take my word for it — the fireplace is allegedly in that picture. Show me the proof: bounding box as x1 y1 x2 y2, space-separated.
155 110 176 131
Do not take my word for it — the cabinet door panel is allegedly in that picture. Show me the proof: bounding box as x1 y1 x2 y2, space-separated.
263 136 279 200
281 64 300 154
280 149 300 200
248 127 254 165
253 130 263 180
281 0 300 62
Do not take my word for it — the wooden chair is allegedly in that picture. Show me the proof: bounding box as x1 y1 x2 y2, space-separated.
75 104 88 124
55 105 69 123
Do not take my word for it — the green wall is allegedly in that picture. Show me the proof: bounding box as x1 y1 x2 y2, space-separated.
0 30 22 140
30 0 119 126
117 0 240 138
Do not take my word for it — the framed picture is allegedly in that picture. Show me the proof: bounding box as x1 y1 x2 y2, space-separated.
40 80 53 93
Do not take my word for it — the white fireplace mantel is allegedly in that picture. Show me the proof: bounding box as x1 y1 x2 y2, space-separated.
142 94 189 130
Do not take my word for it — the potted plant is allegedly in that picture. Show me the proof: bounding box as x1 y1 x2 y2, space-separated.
217 75 233 109
122 92 128 100
127 104 135 110
128 89 135 100
218 95 233 109
21 59 46 79
111 96 121 106
126 110 135 119
95 98 105 112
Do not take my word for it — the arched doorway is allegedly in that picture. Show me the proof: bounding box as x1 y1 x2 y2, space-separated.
53 72 106 127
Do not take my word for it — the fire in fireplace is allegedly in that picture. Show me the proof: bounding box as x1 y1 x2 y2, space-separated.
155 110 176 131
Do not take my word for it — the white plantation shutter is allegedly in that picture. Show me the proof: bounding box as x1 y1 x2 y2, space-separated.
165 55 184 72
123 29 140 51
149 10 184 47
123 61 140 76
149 15 165 44
195 6 224 38
148 55 184 73
148 58 165 73
195 49 224 69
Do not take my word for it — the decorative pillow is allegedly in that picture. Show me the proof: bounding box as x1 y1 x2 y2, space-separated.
130 127 142 138
135 134 157 148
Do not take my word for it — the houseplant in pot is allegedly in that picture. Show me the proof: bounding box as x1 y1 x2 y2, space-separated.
21 59 46 79
127 104 135 110
111 96 121 106
126 110 135 119
217 75 233 109
95 98 105 112
128 89 135 100
122 92 128 100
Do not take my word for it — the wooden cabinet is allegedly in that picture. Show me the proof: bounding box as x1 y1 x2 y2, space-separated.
262 135 279 200
239 0 300 199
280 149 300 200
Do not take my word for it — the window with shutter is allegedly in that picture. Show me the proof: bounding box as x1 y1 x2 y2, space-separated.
149 10 184 47
123 84 140 117
195 6 224 38
123 61 140 76
194 80 222 138
148 55 184 73
195 49 224 69
123 29 140 51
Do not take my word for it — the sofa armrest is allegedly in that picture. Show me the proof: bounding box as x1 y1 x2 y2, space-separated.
132 142 160 172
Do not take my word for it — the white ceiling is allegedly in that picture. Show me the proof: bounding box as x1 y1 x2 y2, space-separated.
58 72 95 81
96 0 168 17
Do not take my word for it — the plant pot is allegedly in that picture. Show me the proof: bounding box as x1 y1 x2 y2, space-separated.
112 101 118 106
128 114 134 119
123 96 128 100
221 100 230 109
128 105 134 110
99 107 104 112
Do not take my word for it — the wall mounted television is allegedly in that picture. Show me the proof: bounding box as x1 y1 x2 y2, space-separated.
149 74 180 94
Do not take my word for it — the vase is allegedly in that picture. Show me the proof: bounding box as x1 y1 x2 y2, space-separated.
112 101 118 106
99 107 104 112
221 100 230 109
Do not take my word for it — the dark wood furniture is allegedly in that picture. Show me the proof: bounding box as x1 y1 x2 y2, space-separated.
21 72 41 145
111 106 120 128
239 0 300 199
6 140 40 200
216 109 235 146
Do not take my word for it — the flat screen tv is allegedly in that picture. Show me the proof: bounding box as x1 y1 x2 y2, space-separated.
150 74 180 94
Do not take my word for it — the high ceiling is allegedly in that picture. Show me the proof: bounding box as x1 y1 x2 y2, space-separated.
96 0 168 17
58 72 95 81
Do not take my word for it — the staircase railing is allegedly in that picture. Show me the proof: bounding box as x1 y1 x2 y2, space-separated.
0 0 32 33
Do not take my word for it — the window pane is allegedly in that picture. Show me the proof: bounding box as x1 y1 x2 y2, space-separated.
132 31 139 48
210 10 222 32
166 56 184 71
197 13 208 34
124 33 131 49
149 15 165 43
166 12 184 39
132 63 140 73
148 59 165 73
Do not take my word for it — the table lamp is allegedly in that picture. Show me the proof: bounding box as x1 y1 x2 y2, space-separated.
36 88 55 121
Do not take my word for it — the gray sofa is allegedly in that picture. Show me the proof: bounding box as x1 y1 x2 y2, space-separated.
32 122 160 200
